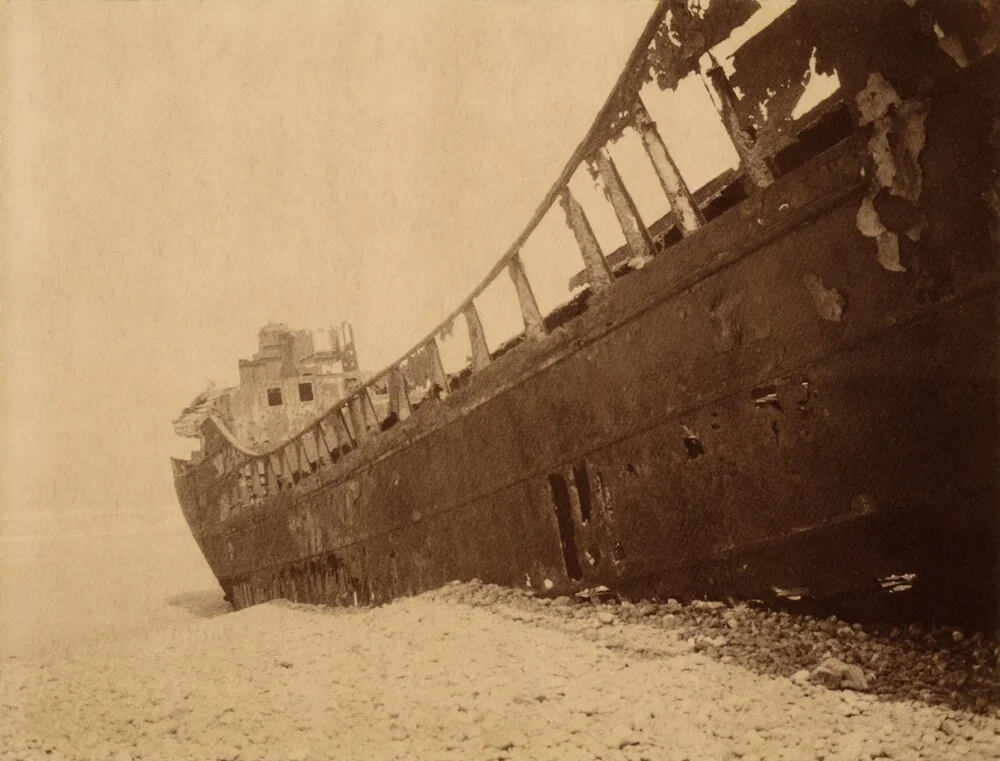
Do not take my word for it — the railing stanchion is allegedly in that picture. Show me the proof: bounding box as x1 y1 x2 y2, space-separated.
269 452 284 489
348 394 370 444
284 442 299 478
264 458 279 493
463 303 492 372
559 187 614 292
634 99 704 234
702 56 774 190
315 424 334 461
362 387 381 432
591 147 654 265
250 459 265 498
427 339 450 398
389 368 412 421
507 251 546 340
338 406 357 448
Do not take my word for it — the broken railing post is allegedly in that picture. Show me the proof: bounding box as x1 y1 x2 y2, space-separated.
703 58 774 189
506 251 546 340
314 423 334 461
591 146 654 264
264 457 279 493
337 406 357 447
463 302 491 372
388 367 411 421
304 431 321 469
283 442 300 478
309 426 328 464
426 338 450 398
361 387 381 433
558 186 614 292
634 99 704 235
250 460 266 497
269 452 284 488
348 393 371 444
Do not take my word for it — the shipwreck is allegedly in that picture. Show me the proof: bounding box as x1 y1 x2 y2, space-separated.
172 0 999 627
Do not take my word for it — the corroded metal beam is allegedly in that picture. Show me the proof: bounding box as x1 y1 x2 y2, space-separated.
426 338 450 398
592 147 654 264
507 251 546 340
558 186 614 292
348 394 370 444
463 302 492 372
362 388 381 432
634 99 704 235
389 367 412 421
703 58 775 189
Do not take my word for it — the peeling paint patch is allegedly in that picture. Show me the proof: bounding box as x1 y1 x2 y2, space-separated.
864 95 929 203
855 72 901 126
867 121 895 193
880 572 918 594
905 214 928 243
802 274 845 322
938 36 970 68
773 586 809 601
933 22 971 68
758 99 769 123
856 196 887 238
854 74 929 273
888 101 929 203
876 231 905 273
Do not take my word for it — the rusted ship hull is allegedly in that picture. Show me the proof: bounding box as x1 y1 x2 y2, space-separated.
173 6 999 627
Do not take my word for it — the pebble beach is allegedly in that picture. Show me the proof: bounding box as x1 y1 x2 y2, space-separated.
3 565 999 761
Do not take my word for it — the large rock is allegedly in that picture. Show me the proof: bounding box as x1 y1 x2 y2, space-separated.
809 658 868 691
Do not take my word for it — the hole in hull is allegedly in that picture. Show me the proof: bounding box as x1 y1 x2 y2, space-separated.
573 461 593 524
683 436 704 458
549 473 583 581
751 384 782 411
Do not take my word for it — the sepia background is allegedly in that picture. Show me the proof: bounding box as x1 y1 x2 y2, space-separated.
1 0 810 653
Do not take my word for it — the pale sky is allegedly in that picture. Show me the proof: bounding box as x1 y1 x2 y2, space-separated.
2 1 806 533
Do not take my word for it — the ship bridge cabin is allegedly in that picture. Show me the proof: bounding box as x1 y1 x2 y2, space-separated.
173 322 387 455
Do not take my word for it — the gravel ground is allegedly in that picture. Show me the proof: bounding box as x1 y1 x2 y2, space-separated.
2 581 998 761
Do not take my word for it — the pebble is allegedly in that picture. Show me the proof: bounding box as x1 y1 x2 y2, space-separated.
792 669 811 685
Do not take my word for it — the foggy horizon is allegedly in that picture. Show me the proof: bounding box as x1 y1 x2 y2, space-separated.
5 1 810 529
3 1 663 526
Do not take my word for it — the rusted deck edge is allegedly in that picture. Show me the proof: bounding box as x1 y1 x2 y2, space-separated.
192 131 871 541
